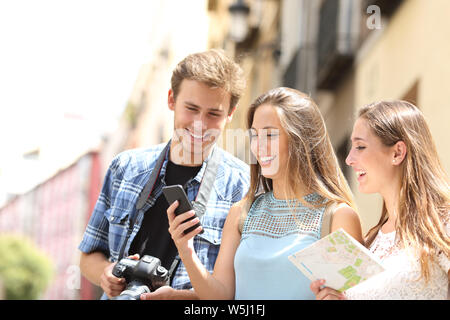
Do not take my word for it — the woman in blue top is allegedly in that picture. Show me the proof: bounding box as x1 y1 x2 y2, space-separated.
166 87 364 299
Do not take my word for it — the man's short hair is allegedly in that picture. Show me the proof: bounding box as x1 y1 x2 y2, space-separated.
170 49 246 111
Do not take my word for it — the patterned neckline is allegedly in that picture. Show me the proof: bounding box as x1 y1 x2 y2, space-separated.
268 191 319 204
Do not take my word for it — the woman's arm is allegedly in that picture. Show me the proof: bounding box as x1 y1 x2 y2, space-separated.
331 204 364 245
309 204 364 300
167 200 243 299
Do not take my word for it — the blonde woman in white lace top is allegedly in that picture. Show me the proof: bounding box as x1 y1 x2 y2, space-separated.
311 101 449 300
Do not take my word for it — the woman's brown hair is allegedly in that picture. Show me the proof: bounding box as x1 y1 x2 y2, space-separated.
241 87 356 223
359 100 450 281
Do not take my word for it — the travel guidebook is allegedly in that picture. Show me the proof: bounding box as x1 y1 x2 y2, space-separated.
288 228 385 292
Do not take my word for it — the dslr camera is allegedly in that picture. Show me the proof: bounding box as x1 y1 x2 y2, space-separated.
111 255 169 300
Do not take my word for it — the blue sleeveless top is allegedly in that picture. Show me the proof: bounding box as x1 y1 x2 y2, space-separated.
234 191 326 300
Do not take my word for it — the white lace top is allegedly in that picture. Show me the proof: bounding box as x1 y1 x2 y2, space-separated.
345 226 449 300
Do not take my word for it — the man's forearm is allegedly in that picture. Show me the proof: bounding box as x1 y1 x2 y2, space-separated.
141 286 200 300
170 289 199 300
80 251 111 286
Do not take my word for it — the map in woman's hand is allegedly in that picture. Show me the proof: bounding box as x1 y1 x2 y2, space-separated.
288 228 385 292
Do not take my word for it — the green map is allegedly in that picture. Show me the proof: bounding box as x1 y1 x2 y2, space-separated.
288 228 385 292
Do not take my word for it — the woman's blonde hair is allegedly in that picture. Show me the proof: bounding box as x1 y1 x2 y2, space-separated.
242 87 356 219
360 100 450 281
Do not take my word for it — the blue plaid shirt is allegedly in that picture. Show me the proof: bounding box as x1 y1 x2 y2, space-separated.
79 143 249 292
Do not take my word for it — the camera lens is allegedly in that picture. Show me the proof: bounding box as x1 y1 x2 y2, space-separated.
156 266 166 275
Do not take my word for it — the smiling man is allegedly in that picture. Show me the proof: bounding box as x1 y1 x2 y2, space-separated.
169 79 232 166
78 49 250 299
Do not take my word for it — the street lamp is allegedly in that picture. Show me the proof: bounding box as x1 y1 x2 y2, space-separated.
228 0 250 43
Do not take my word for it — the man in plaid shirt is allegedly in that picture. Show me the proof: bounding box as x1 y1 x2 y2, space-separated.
78 49 249 299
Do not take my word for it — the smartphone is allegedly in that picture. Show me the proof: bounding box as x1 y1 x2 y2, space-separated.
162 185 203 234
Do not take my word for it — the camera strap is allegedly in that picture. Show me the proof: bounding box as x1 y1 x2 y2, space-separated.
118 140 220 269
135 141 171 211
117 142 171 262
166 144 220 285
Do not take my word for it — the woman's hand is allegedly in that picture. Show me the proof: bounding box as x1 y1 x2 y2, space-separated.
310 279 347 300
167 200 203 256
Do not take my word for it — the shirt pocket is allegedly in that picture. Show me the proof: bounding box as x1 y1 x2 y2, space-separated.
196 226 221 246
195 203 230 246
214 182 233 202
104 208 130 254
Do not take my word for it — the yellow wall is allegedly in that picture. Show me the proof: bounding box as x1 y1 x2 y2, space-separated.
206 0 450 234
353 0 450 232
211 0 281 163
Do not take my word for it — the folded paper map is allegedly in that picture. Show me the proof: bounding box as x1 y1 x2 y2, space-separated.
288 228 385 292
